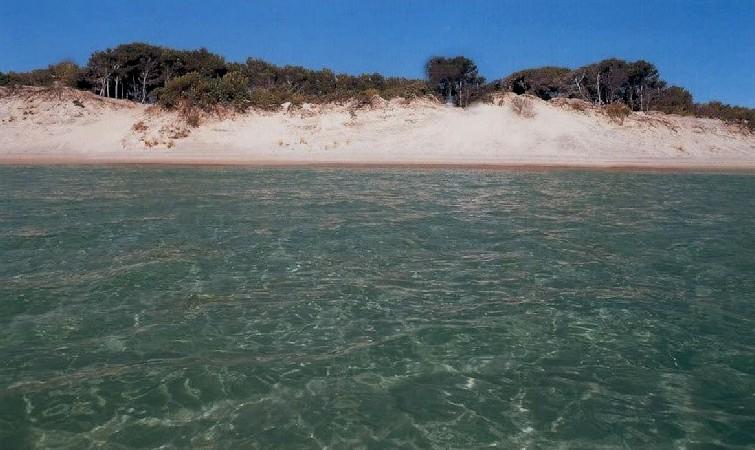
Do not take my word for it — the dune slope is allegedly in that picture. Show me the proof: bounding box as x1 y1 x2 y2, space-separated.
1 87 753 169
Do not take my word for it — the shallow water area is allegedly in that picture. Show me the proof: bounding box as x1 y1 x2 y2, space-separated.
0 167 753 448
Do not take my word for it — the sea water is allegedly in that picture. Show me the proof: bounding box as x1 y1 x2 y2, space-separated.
0 167 753 448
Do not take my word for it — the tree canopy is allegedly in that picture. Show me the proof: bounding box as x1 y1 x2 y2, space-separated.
425 56 486 107
498 59 665 110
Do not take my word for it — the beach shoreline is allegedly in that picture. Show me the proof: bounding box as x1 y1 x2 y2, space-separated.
2 156 754 173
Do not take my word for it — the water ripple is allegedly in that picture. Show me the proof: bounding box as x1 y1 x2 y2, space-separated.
0 167 753 448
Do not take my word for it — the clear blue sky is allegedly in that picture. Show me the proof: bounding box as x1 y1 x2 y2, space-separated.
2 0 754 106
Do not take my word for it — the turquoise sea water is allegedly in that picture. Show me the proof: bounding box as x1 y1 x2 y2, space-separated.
0 167 753 449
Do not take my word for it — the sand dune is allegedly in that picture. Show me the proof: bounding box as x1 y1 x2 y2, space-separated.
1 86 753 169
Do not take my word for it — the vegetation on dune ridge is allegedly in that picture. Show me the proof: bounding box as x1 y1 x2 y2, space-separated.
496 60 753 128
0 42 752 130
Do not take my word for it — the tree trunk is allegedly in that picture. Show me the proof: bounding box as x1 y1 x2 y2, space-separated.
640 85 644 112
141 75 147 103
628 86 633 109
574 73 588 101
596 73 602 105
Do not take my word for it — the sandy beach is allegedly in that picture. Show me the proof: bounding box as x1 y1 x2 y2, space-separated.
2 87 754 169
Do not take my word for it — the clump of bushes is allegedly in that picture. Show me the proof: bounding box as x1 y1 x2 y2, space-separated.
215 71 252 110
155 73 209 109
155 69 429 113
694 101 754 132
380 80 431 100
603 103 631 125
356 88 381 107
181 108 202 128
131 120 148 132
551 97 590 113
639 86 753 131
248 88 298 111
1 61 85 88
510 95 535 117
156 71 251 112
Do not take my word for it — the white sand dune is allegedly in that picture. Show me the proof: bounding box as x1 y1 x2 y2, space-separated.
1 86 753 169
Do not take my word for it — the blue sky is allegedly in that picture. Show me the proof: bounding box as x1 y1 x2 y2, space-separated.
2 0 754 106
